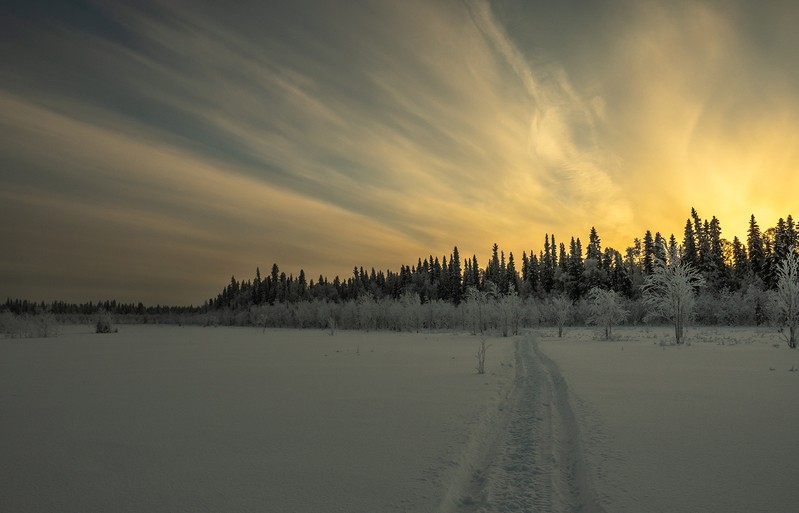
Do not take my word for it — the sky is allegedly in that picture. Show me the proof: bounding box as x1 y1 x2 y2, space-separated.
2 0 798 305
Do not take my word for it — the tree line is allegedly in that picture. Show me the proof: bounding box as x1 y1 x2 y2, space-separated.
2 208 797 341
208 208 796 313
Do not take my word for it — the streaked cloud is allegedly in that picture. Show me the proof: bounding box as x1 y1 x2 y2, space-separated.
1 0 798 303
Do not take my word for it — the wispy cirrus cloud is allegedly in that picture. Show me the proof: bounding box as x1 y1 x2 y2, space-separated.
2 0 799 303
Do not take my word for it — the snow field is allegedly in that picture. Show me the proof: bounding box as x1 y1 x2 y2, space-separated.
3 324 797 513
0 326 515 513
536 325 799 513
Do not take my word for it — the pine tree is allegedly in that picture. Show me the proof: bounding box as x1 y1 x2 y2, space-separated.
691 208 707 265
683 219 698 268
643 230 655 275
787 215 797 250
699 220 712 277
567 237 585 299
587 227 602 265
775 217 791 268
298 269 308 300
278 272 288 303
653 232 667 265
559 243 568 271
521 252 529 283
541 235 554 293
253 267 262 305
668 234 679 265
499 250 508 294
451 246 462 304
528 253 540 293
269 264 280 304
706 216 728 290
747 214 765 282
472 255 480 289
506 252 518 293
731 236 748 286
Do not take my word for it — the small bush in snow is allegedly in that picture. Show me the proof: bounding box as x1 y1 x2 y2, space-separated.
95 310 116 334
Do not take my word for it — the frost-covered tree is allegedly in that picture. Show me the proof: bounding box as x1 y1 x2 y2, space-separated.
464 286 487 335
587 287 628 339
399 291 421 332
642 259 705 345
550 294 572 338
772 249 799 348
498 291 522 337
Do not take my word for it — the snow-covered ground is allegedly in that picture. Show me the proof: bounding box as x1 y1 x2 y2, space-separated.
537 326 799 513
2 325 797 512
0 326 515 513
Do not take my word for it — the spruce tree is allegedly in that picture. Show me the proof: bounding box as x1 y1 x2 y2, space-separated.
643 230 655 275
506 252 518 293
683 219 698 268
253 267 262 305
731 236 748 286
451 247 462 304
521 252 529 283
269 264 280 304
528 253 540 293
707 216 728 290
298 269 308 300
775 218 791 268
587 226 602 264
668 234 679 264
747 214 765 282
541 235 554 293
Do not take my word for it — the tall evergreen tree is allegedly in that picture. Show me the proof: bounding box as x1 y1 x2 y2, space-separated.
654 232 667 265
298 269 308 300
541 235 554 293
643 230 655 275
683 219 698 268
668 234 679 264
451 246 462 304
528 252 540 293
506 252 518 293
731 236 748 286
706 216 728 290
775 217 791 268
253 267 262 305
587 227 602 264
747 214 765 282
269 264 280 304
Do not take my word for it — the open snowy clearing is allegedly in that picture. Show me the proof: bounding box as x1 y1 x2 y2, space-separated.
537 326 799 513
2 325 798 513
0 326 518 513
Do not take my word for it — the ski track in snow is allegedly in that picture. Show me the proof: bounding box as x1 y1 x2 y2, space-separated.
440 335 605 513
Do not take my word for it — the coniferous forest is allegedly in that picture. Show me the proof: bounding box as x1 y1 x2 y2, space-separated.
3 209 799 339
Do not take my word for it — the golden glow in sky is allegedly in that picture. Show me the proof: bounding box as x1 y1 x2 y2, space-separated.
1 0 798 304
